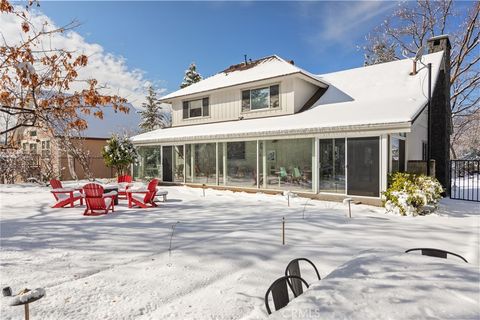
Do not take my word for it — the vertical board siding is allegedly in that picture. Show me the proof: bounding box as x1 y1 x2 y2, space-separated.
171 76 308 127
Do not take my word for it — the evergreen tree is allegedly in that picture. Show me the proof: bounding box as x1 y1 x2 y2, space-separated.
102 134 138 176
180 63 202 88
139 86 169 132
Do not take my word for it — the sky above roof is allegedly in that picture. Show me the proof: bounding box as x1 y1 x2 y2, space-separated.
3 1 469 108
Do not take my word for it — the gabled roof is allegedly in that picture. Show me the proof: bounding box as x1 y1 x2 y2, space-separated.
79 106 141 139
160 55 328 102
132 51 444 144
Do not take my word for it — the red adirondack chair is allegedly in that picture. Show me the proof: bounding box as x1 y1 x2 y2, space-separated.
50 179 83 208
127 179 159 208
117 175 133 199
83 183 117 216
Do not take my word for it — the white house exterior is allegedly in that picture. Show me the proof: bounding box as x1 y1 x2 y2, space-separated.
131 39 450 205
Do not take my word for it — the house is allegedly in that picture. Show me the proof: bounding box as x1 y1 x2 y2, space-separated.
131 36 451 205
12 106 141 180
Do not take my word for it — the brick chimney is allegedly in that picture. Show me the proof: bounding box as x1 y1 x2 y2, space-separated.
427 35 451 193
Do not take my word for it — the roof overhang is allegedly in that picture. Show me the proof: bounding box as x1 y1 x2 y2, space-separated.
132 121 411 145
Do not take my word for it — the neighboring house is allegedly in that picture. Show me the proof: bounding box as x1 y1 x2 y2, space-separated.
13 106 140 180
131 36 451 205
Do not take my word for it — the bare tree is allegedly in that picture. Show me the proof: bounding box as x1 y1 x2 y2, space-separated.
363 1 479 158
0 1 129 138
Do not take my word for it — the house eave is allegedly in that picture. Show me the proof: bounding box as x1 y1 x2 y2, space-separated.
132 121 412 145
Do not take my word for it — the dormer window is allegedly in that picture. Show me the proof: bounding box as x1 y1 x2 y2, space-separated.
183 97 209 119
242 84 279 112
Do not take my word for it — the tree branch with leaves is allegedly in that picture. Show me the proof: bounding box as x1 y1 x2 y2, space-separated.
0 0 130 139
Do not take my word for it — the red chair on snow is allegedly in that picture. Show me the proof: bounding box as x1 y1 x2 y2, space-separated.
83 183 117 216
50 179 83 208
117 175 133 199
127 179 159 208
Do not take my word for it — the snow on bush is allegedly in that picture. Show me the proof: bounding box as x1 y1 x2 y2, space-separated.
102 134 138 176
383 172 443 216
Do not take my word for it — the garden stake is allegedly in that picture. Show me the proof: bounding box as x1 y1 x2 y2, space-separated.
24 303 29 320
343 198 353 218
202 184 206 197
282 217 285 245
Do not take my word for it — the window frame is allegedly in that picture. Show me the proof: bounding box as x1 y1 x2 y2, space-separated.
182 96 210 119
241 84 280 113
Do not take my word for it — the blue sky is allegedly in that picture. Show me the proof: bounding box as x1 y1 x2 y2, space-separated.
33 1 402 96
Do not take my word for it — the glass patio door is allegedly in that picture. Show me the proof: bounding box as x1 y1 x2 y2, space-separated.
319 139 345 193
347 137 379 197
162 146 173 182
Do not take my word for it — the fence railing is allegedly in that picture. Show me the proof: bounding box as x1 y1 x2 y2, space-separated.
450 160 479 202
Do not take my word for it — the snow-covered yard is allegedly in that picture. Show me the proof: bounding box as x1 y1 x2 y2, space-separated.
0 184 479 319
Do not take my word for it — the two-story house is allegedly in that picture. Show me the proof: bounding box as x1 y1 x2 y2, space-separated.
131 36 451 205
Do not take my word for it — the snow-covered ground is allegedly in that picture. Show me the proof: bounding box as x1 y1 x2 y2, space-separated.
451 173 479 201
0 184 479 319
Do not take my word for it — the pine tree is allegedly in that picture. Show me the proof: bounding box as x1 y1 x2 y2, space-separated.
139 86 169 132
180 63 202 88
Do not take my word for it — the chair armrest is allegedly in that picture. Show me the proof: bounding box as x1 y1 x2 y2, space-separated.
127 189 148 194
103 191 118 198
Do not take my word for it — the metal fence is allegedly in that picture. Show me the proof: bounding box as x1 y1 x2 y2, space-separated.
450 160 479 202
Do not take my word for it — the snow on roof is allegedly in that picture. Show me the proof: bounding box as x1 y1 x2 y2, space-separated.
132 51 444 144
160 55 328 101
79 105 141 139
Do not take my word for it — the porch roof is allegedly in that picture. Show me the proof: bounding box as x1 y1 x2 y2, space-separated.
131 51 444 144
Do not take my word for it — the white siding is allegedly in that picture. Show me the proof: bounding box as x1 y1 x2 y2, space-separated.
406 107 428 160
170 75 318 127
293 77 319 113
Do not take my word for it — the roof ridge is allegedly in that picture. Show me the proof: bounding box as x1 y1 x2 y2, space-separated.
316 51 444 77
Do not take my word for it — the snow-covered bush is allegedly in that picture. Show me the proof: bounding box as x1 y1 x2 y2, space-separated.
383 172 443 216
102 134 138 176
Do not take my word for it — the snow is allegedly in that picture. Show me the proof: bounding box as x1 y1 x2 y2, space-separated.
269 250 479 319
9 288 46 306
160 55 327 101
132 52 444 144
0 183 478 319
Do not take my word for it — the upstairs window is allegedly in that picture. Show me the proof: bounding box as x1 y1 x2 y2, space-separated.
41 140 51 157
183 97 209 119
242 84 279 112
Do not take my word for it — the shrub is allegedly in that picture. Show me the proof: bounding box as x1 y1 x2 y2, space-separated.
102 134 138 176
383 172 443 216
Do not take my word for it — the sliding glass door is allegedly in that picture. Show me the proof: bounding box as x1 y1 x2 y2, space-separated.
319 139 345 193
347 137 379 197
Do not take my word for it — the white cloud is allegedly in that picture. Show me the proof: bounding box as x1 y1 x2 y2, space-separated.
300 1 397 50
0 7 162 108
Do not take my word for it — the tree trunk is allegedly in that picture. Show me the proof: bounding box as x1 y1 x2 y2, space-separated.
67 154 78 180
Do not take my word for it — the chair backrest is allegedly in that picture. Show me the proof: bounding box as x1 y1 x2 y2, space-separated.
293 167 301 178
83 183 107 209
118 175 133 183
265 275 309 315
280 167 287 177
405 248 468 263
50 179 63 189
285 258 321 295
143 179 159 203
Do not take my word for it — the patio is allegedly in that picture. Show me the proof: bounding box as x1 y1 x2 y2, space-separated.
0 184 478 319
